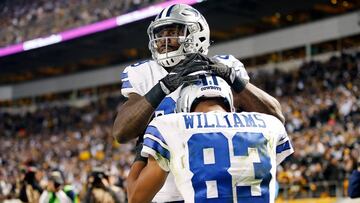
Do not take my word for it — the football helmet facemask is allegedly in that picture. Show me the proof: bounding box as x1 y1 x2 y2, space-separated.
148 4 210 67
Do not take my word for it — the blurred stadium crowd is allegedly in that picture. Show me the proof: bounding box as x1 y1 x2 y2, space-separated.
0 50 359 201
0 94 131 201
254 52 360 198
0 0 161 47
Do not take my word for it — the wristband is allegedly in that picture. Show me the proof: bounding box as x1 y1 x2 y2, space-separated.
133 144 148 164
233 78 248 93
144 83 166 108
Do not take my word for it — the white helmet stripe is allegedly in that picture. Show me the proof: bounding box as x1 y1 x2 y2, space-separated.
158 8 165 19
165 4 176 17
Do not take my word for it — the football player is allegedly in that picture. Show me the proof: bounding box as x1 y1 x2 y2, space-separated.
129 75 293 203
113 4 285 202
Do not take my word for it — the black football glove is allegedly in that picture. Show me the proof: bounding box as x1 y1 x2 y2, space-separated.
210 62 248 93
145 53 209 108
159 53 209 94
196 54 249 93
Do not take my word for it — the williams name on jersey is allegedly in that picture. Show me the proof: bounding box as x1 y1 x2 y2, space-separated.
141 111 293 203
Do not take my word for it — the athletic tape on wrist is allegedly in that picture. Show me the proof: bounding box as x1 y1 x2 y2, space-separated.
233 78 248 93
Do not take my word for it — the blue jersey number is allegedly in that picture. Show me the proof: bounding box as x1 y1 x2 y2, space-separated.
187 132 271 202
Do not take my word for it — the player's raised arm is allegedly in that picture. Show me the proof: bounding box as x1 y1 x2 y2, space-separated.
128 121 170 202
234 83 285 123
203 54 285 123
112 54 208 143
128 156 168 203
112 93 155 143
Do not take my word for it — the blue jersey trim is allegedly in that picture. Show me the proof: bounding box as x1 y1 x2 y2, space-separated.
122 80 133 89
121 72 128 80
276 140 291 154
144 138 170 160
145 125 167 144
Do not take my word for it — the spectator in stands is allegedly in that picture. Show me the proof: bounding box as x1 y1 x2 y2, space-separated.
39 170 77 203
0 0 164 47
83 167 124 203
18 166 43 203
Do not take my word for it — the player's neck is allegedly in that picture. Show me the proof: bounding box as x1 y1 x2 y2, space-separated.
193 100 227 113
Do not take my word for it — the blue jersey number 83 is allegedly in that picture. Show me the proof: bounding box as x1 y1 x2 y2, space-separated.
187 132 272 203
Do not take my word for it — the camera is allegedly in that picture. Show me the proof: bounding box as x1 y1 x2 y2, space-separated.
88 168 109 188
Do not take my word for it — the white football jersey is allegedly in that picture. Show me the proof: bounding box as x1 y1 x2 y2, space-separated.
141 112 293 203
121 55 249 202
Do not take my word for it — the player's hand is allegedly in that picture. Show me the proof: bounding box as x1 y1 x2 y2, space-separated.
199 54 249 93
159 53 209 94
145 54 209 108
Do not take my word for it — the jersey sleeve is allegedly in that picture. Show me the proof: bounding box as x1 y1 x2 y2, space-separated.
141 120 171 172
212 54 250 82
120 64 147 97
273 118 294 165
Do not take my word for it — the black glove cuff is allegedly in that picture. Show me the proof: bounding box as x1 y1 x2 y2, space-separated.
133 143 148 164
233 78 248 93
144 83 166 108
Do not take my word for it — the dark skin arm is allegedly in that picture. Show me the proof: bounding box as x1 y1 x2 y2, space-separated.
112 93 155 143
112 83 284 143
234 83 285 123
127 161 147 198
128 157 168 203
